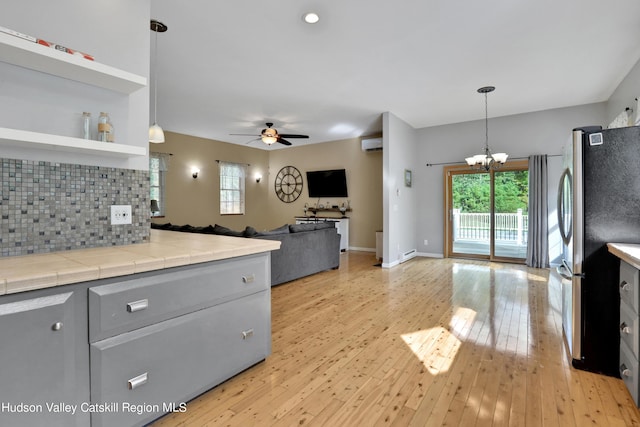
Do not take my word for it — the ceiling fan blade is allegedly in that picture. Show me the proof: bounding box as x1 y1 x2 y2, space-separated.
278 134 309 139
245 137 261 145
277 138 292 146
230 133 260 137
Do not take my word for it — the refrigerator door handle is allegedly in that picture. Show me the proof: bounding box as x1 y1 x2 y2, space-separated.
557 168 573 246
557 260 573 281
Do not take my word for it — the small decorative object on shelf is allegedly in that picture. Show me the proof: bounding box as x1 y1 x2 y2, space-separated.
81 112 91 140
97 112 113 142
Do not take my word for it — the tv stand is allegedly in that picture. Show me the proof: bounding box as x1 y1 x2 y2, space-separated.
295 216 349 252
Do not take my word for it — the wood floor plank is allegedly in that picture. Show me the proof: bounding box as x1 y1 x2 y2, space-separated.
150 252 640 427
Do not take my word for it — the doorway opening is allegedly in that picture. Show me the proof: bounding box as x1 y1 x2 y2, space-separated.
444 160 529 263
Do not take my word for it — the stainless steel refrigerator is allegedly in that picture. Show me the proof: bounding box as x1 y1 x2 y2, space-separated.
557 125 640 377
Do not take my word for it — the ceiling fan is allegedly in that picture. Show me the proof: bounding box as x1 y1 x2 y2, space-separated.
230 123 309 146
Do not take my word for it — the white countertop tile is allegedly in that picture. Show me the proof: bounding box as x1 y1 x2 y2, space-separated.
0 230 280 295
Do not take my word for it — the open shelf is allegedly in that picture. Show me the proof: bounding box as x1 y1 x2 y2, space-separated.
0 127 146 158
0 32 146 94
307 207 352 215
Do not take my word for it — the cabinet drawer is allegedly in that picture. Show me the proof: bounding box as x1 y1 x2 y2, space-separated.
620 261 640 313
90 289 270 427
620 340 640 406
89 253 268 342
620 300 639 358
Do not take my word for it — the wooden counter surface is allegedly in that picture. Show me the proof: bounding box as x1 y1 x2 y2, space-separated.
0 229 280 295
608 243 640 270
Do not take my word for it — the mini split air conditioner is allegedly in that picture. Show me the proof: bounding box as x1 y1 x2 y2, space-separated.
361 137 382 152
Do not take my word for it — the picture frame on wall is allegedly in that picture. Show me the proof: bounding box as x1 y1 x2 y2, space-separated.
404 169 412 187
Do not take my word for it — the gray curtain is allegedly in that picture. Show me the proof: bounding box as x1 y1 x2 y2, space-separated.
526 154 549 268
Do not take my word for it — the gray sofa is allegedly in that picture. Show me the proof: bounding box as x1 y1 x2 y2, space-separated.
151 222 341 286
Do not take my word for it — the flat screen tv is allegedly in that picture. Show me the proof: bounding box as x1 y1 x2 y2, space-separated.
306 169 348 198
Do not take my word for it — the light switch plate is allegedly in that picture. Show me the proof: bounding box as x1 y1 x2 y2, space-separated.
110 205 132 225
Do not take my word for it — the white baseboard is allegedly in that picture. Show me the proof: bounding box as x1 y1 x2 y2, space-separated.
381 260 399 268
416 252 444 258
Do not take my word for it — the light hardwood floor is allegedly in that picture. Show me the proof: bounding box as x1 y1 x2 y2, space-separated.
152 251 640 426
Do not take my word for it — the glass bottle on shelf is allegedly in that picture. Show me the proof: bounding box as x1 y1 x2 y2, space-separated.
97 112 112 142
107 115 115 142
81 112 91 140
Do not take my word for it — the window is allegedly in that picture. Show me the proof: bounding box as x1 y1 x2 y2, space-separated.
219 161 246 215
149 152 169 216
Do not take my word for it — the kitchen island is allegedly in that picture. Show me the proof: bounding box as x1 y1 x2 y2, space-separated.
0 230 280 427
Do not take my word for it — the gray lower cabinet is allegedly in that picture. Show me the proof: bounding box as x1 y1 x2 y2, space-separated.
0 287 90 427
90 290 270 427
88 252 272 427
620 260 640 405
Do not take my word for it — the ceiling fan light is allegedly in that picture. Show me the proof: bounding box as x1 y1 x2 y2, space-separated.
149 123 165 143
303 12 320 24
262 135 278 145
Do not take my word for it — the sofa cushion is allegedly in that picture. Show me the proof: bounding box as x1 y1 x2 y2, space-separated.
254 224 290 236
212 224 245 237
289 223 317 233
314 221 336 230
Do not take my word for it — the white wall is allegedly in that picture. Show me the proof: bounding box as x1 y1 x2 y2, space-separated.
413 103 606 262
1 1 150 170
607 57 640 127
382 112 419 267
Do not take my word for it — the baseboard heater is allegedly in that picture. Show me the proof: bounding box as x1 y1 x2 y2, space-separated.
400 249 417 263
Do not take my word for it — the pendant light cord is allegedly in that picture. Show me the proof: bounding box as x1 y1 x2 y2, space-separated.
153 27 159 125
484 91 489 155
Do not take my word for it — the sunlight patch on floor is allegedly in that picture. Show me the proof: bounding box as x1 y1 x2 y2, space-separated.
401 307 476 375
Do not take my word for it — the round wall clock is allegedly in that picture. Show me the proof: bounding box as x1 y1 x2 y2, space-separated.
274 166 303 203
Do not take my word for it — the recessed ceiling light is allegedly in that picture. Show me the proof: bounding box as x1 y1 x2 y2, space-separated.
303 12 320 24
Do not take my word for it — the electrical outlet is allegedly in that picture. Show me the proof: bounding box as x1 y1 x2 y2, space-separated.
424 239 428 246
110 205 132 225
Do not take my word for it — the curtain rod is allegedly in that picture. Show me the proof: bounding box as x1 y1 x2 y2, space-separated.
215 159 251 166
425 154 561 167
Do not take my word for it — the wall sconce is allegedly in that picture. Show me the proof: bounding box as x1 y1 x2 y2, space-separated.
255 173 262 183
191 167 200 179
150 199 160 217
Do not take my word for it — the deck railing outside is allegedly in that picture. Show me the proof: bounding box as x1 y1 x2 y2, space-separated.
453 209 528 244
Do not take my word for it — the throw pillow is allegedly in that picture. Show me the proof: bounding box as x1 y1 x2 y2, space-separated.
212 224 245 237
244 226 258 237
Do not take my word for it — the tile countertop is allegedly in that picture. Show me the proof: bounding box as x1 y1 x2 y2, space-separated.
0 229 281 296
608 243 640 270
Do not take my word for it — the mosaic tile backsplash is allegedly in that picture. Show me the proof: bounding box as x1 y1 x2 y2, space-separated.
0 158 150 257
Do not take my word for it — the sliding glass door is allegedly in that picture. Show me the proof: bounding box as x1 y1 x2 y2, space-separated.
445 160 529 262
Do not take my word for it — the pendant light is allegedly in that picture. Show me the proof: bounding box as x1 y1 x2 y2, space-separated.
465 86 508 170
149 19 168 143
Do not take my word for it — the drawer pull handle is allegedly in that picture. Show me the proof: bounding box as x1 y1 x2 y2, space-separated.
242 329 254 340
242 274 255 284
621 363 632 378
51 322 63 331
621 322 631 334
128 372 148 390
127 299 149 313
621 281 631 292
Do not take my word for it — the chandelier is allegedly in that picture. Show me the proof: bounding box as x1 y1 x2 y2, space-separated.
465 86 508 171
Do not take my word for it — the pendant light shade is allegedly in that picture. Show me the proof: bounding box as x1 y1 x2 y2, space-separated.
149 123 165 143
149 19 167 144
